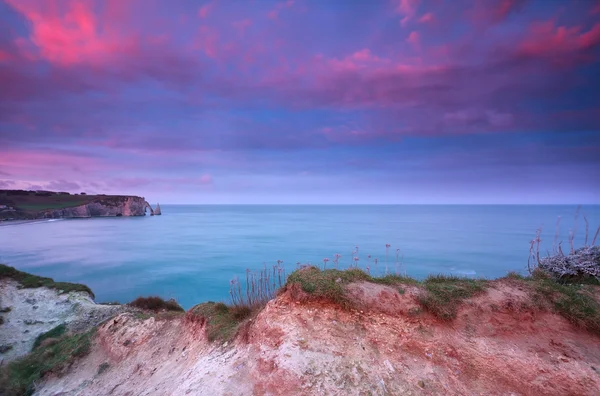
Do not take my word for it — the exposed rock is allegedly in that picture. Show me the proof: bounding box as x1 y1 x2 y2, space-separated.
154 203 162 215
39 196 155 218
0 279 129 362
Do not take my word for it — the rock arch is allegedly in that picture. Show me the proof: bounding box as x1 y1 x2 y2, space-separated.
144 201 155 216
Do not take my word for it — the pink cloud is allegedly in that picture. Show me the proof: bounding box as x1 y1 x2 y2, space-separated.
395 0 420 26
198 3 213 19
518 21 600 58
418 13 434 23
324 48 392 72
406 31 420 48
194 26 220 58
469 0 526 24
4 0 140 66
199 174 213 184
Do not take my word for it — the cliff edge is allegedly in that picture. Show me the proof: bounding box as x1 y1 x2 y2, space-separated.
2 265 599 396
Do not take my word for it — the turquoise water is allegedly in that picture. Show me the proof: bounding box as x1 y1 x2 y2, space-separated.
1 205 598 309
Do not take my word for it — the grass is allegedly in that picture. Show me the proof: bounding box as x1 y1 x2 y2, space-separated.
417 275 488 321
285 267 489 320
285 266 419 309
128 296 184 312
371 273 419 286
285 267 373 308
17 201 90 211
33 324 67 349
519 270 600 335
0 264 94 299
189 302 253 342
0 329 95 396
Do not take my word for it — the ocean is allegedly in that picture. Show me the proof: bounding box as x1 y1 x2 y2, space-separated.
1 205 598 309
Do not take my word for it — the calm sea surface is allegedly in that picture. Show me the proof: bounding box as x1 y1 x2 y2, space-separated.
1 205 598 309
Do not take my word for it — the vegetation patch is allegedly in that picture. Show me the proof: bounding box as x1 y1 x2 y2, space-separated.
33 324 67 349
97 362 110 375
0 264 94 298
0 329 95 396
285 267 375 308
128 296 184 312
189 302 253 342
518 270 600 335
371 273 419 286
286 267 419 308
417 275 488 321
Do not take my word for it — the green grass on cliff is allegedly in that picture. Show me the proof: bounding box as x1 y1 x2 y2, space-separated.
285 267 487 317
0 264 95 299
286 267 375 309
188 302 253 342
513 269 600 335
0 329 95 396
417 275 488 321
32 324 67 349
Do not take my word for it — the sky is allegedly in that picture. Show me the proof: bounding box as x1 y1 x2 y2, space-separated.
0 0 599 204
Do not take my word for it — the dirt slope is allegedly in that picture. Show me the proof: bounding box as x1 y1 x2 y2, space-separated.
35 280 600 396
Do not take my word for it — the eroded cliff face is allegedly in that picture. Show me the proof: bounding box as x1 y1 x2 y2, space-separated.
33 281 600 396
40 196 153 218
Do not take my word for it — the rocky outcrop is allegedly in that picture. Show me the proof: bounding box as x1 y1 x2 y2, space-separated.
0 279 127 363
154 203 161 215
40 196 154 218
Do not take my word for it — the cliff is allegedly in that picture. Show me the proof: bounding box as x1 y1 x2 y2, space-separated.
40 196 154 218
1 265 599 396
0 190 156 219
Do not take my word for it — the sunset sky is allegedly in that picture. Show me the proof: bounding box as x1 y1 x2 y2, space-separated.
1 0 599 203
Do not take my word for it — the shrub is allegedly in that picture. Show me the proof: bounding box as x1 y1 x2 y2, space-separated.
33 324 67 350
97 362 110 375
189 302 254 342
128 296 184 312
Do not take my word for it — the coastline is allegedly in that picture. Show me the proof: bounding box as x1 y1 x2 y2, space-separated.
0 219 61 227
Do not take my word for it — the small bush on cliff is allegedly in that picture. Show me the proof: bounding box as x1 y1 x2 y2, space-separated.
0 264 95 298
129 296 184 312
0 329 95 396
33 324 67 349
189 302 254 342
417 275 488 321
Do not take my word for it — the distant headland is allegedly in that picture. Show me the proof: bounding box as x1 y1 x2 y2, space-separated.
0 190 160 220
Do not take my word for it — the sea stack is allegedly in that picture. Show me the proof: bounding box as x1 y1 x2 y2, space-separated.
154 203 162 215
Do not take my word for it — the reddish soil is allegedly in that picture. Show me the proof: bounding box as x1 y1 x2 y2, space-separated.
36 280 600 395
